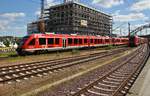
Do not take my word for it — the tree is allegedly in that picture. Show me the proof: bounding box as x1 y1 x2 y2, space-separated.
3 39 10 47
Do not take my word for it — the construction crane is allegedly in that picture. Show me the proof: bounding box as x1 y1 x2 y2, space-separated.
39 0 80 33
38 0 45 33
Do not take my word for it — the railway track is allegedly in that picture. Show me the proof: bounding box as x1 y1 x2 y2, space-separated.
0 48 129 84
71 44 149 96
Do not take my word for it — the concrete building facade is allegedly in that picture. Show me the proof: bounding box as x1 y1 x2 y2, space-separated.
28 2 112 36
45 2 112 36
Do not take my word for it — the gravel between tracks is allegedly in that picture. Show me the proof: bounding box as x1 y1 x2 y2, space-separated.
34 47 140 96
0 47 133 96
19 47 136 96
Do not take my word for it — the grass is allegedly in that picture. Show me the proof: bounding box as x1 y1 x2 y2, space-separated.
0 51 17 58
0 52 25 63
72 49 80 55
0 46 115 58
0 45 127 64
105 45 115 50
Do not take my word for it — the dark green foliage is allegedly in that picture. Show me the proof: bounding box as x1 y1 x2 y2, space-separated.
105 45 114 50
3 39 10 47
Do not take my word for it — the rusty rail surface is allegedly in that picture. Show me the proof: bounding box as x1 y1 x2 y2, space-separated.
0 48 129 84
71 44 149 96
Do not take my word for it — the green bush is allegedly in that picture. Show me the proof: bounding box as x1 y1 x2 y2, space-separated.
3 40 10 47
105 45 114 50
72 49 80 55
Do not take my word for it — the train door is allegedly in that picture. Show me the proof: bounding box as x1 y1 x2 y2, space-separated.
88 38 90 47
63 38 66 48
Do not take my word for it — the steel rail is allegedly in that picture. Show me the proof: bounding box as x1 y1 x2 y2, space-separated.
0 48 129 83
71 45 147 96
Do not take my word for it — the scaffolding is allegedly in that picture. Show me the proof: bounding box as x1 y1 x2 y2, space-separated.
28 2 112 36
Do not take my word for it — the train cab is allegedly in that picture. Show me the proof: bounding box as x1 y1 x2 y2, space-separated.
129 36 139 47
16 34 36 55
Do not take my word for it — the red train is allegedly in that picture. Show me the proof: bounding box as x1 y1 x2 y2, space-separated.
129 35 147 47
16 34 146 55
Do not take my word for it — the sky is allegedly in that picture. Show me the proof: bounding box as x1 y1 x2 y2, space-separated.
0 0 150 37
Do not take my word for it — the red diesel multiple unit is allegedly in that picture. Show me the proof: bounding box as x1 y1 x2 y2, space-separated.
129 35 147 47
16 34 129 55
17 34 147 55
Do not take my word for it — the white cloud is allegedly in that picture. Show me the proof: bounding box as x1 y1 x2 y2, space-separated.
35 10 49 17
35 10 41 16
35 0 61 17
131 23 146 29
0 12 25 18
0 12 26 35
112 10 149 36
0 20 9 30
112 10 121 16
112 23 148 36
92 0 124 8
113 12 148 22
131 0 150 11
46 0 61 7
46 0 55 4
0 12 25 21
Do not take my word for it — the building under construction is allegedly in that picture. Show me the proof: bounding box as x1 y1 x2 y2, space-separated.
28 1 112 36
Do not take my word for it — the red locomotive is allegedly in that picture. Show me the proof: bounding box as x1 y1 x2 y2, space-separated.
16 34 147 55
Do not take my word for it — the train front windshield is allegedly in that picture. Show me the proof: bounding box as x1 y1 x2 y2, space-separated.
129 36 135 43
19 36 29 46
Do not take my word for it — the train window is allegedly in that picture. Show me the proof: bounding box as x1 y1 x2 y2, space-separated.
48 38 54 44
97 39 99 43
23 36 29 39
105 39 109 43
55 38 60 44
90 39 93 43
96 39 98 44
84 39 87 43
94 39 97 44
112 39 115 42
79 39 82 44
74 39 78 44
99 39 102 43
29 39 35 45
97 39 99 44
20 36 29 45
39 38 46 45
117 39 120 42
95 39 99 44
68 38 73 44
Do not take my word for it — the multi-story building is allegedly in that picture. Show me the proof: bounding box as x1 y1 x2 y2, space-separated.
27 21 40 34
28 1 112 36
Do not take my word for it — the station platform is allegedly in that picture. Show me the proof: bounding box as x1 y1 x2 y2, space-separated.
127 56 150 96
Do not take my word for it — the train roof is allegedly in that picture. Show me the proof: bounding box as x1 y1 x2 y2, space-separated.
27 34 129 40
28 34 110 38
